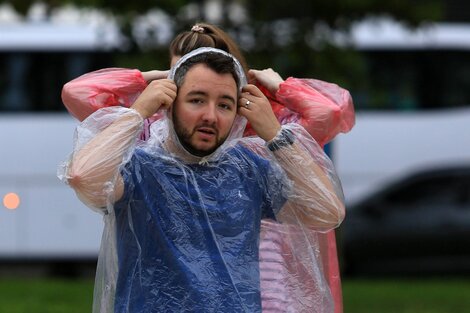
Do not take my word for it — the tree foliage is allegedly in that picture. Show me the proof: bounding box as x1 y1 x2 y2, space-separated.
9 0 187 15
7 0 445 107
246 0 442 26
235 0 442 85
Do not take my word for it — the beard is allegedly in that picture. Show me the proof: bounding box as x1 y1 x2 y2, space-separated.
172 110 228 157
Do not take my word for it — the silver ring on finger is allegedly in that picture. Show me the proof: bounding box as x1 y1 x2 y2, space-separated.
245 100 251 108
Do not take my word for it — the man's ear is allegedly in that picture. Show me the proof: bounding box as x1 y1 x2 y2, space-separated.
236 96 244 116
167 100 175 121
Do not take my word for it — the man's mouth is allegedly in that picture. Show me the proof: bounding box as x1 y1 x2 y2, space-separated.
197 127 217 135
196 127 218 141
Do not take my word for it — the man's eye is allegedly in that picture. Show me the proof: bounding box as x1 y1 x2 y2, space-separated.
190 99 204 104
219 103 232 110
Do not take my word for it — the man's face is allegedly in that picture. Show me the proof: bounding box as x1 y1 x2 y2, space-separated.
172 63 238 157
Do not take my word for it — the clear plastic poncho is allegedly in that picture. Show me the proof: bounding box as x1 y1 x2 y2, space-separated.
59 48 345 313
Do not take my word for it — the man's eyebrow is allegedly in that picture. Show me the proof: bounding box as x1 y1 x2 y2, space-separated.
186 90 236 105
186 90 208 97
221 95 236 105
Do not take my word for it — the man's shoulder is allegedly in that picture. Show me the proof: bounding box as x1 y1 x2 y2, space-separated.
133 145 166 158
225 144 271 169
127 146 166 167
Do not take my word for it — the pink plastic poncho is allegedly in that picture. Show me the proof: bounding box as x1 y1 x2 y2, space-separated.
61 69 355 147
60 51 354 313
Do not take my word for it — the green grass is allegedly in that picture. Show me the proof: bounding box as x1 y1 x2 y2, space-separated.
343 278 470 313
1 278 470 312
0 278 94 313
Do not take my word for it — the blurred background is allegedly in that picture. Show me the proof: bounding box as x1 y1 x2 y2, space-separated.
1 0 470 312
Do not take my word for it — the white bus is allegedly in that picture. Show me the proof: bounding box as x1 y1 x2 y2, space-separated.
1 17 469 272
0 20 122 274
332 17 470 204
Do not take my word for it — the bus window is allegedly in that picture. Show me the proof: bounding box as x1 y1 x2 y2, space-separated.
353 50 470 111
0 52 114 112
344 19 470 111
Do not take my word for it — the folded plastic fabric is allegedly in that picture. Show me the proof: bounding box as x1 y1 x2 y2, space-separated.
59 100 345 312
61 69 355 145
61 68 148 122
245 78 355 148
60 63 354 313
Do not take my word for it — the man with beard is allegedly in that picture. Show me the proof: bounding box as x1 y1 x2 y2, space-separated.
62 48 345 313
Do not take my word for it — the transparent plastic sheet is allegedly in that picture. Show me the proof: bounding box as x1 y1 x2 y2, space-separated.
259 220 332 313
60 102 344 312
244 125 344 313
61 68 148 122
61 69 355 146
265 77 354 148
251 79 353 313
280 78 355 145
58 107 144 312
269 77 354 313
59 50 351 312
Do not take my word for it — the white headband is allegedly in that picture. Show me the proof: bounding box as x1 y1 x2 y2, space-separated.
168 47 247 89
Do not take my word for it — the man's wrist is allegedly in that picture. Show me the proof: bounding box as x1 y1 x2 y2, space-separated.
267 128 295 152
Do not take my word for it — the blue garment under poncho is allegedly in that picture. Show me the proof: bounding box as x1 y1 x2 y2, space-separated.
113 145 287 313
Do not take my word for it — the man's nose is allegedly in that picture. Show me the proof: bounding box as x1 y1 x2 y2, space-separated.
202 103 217 122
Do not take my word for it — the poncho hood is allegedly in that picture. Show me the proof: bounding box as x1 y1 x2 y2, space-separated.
146 47 249 164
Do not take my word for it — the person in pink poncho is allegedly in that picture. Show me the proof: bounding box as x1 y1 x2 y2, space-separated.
61 23 355 313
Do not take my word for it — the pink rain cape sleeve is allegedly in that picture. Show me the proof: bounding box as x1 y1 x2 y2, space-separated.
61 69 355 145
62 68 148 122
62 68 160 140
61 68 355 313
246 77 355 148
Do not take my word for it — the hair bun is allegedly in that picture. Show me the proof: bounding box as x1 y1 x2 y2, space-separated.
191 25 205 33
